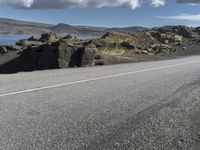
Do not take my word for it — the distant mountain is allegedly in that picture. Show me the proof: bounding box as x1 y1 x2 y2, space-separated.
106 26 149 32
51 23 105 36
0 18 53 35
51 23 77 34
0 18 148 37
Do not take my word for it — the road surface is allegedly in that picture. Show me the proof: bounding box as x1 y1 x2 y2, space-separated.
0 56 200 150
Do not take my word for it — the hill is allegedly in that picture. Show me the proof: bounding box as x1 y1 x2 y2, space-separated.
0 18 148 37
0 18 52 35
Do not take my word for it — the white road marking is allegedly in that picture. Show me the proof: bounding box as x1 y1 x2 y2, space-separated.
0 60 200 97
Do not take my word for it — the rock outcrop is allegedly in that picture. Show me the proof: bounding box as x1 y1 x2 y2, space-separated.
39 32 61 43
1 25 200 73
4 33 99 72
0 45 22 54
0 46 7 54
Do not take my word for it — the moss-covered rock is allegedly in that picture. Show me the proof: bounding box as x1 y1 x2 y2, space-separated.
39 32 61 43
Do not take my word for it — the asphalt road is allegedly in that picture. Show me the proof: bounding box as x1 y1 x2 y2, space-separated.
0 56 200 150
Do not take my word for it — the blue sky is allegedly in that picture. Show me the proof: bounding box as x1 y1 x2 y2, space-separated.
0 0 200 27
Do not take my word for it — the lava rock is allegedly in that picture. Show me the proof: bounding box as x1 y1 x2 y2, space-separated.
0 46 8 54
39 32 60 43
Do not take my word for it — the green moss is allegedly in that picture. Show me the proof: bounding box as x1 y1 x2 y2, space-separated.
100 48 126 56
175 35 183 41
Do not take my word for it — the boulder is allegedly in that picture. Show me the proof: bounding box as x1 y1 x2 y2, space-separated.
16 39 44 48
178 27 193 38
94 59 105 66
0 45 23 55
174 26 194 38
7 45 22 51
16 39 28 48
0 46 8 54
157 26 195 38
150 44 173 54
39 32 60 43
135 50 149 55
163 40 169 44
147 31 174 44
69 44 97 67
17 43 59 70
120 42 135 49
27 36 37 41
81 44 97 67
57 42 78 68
14 40 98 70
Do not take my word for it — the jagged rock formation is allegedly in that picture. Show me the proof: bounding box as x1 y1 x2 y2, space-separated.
0 33 101 73
0 25 200 73
39 32 61 43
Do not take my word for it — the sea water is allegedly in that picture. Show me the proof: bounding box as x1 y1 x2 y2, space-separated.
0 34 30 45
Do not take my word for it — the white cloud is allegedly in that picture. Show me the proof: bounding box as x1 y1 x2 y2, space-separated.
149 0 165 7
0 0 140 9
158 14 200 21
0 0 166 9
0 0 33 7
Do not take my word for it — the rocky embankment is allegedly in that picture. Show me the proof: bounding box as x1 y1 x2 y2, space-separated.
0 25 200 73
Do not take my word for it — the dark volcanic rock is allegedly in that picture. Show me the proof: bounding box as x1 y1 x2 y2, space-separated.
1 25 200 73
176 26 194 38
0 46 7 54
68 44 97 67
120 42 135 49
39 32 60 43
16 39 44 48
62 34 75 40
16 44 59 71
81 44 97 67
150 44 174 54
7 45 22 51
16 39 28 48
5 39 98 72
57 42 78 68
157 26 195 38
27 36 37 41
0 45 22 54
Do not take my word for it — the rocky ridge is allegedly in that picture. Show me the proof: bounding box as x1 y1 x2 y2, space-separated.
0 25 200 73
